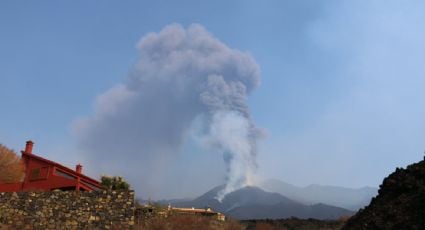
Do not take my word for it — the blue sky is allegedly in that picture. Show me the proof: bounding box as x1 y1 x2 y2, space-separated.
2 1 425 198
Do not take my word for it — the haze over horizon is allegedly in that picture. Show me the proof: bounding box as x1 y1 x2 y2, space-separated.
2 1 425 199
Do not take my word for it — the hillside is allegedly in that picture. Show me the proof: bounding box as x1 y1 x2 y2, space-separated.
227 202 353 220
241 218 346 230
343 157 425 229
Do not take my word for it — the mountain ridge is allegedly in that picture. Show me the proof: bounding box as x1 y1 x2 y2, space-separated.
259 179 377 210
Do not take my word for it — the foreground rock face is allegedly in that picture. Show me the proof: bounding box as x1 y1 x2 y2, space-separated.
0 190 135 229
343 157 425 229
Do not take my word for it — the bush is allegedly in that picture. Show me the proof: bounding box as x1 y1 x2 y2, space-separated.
100 175 130 190
0 144 24 183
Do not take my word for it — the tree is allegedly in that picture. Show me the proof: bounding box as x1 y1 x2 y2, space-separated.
100 175 130 190
0 144 25 183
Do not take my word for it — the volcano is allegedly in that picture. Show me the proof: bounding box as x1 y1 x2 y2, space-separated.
170 185 354 220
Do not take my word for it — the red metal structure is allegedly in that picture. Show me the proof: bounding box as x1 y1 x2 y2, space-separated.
0 141 102 192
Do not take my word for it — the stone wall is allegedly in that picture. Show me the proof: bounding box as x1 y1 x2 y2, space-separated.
0 190 135 229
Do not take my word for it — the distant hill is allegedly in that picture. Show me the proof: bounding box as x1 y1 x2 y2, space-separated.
171 185 354 220
228 202 353 220
343 157 425 229
260 179 377 211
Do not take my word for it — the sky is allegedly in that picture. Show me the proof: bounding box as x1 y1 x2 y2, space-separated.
2 1 425 199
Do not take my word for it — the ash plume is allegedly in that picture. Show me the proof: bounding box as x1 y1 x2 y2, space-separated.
73 24 261 199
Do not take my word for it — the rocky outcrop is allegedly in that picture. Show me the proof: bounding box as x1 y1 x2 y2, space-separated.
343 157 425 229
0 190 135 229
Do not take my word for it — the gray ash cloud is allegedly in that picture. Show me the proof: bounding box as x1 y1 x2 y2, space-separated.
73 24 262 199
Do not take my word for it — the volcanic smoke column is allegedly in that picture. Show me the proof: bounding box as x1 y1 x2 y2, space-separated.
74 24 262 199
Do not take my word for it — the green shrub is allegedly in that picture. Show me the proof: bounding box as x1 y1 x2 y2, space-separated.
100 175 130 190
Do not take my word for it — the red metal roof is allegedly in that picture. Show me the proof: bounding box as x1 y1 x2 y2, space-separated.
21 152 100 185
0 141 102 192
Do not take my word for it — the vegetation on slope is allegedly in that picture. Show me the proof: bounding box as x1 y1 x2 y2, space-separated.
136 215 242 230
0 144 24 183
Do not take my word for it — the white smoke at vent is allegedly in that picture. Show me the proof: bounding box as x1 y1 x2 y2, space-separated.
74 24 261 199
206 111 258 201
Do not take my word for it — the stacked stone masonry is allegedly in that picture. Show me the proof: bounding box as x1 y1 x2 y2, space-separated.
0 190 135 229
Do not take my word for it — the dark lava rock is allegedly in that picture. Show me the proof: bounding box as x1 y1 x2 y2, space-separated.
343 157 425 229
